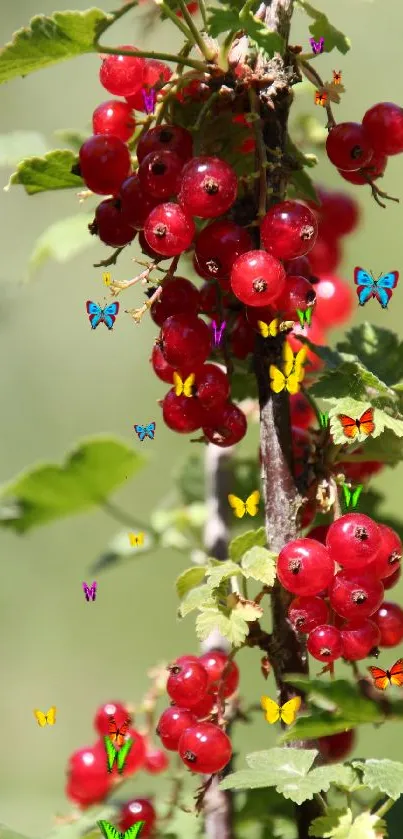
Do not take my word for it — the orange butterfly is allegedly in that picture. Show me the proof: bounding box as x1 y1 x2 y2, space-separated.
368 659 403 690
108 715 131 747
333 70 342 84
338 407 375 439
315 90 328 106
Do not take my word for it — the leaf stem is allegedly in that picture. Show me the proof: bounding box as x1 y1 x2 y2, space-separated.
198 0 208 29
94 43 207 72
374 796 395 819
298 58 336 130
174 0 216 60
157 0 197 42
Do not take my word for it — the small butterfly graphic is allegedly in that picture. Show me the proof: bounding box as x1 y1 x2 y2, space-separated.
129 532 144 547
34 707 57 727
228 490 260 519
338 408 375 440
257 319 294 338
103 272 112 286
319 411 329 429
108 715 131 747
269 343 307 395
310 37 324 54
342 484 363 510
368 660 403 690
173 371 195 397
333 70 342 84
82 581 97 601
98 820 144 839
86 300 119 330
354 267 399 309
296 308 313 328
212 320 226 347
141 87 156 114
261 695 301 725
134 422 155 441
314 90 328 107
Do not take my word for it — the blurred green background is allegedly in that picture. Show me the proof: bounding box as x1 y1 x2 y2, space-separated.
1 0 403 834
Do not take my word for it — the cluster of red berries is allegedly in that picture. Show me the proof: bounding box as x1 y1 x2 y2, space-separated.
276 513 403 662
156 650 239 774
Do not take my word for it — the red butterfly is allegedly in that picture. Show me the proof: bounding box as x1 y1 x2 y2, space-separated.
315 90 327 107
368 659 403 690
338 407 375 440
108 715 131 747
332 70 342 85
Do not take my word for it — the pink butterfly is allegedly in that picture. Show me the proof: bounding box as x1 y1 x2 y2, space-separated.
82 581 97 601
141 88 156 114
310 37 324 54
212 320 226 348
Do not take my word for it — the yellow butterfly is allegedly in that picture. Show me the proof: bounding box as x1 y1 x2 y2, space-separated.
129 532 144 547
228 490 260 519
269 342 307 395
173 371 195 397
261 695 301 725
258 319 294 338
34 707 57 727
103 272 112 286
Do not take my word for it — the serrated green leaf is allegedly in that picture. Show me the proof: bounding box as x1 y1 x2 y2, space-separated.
309 810 349 838
91 529 155 573
179 584 215 618
0 131 49 166
29 214 94 274
241 546 277 586
233 599 263 620
337 323 403 389
352 759 403 801
0 436 145 534
310 809 386 839
196 607 250 646
229 527 267 562
0 9 113 85
239 0 284 57
296 1 351 54
6 149 82 195
206 5 241 37
176 566 208 599
206 560 243 588
306 341 398 408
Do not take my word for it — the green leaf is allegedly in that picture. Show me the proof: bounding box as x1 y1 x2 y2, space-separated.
241 546 277 586
91 529 155 573
0 131 48 166
337 323 403 389
196 606 250 646
239 0 284 58
0 436 145 533
310 809 386 839
309 810 349 838
229 527 267 562
174 451 204 504
306 342 399 409
206 560 243 588
296 1 351 54
6 149 82 195
179 584 215 618
176 566 207 599
206 5 241 37
288 166 319 203
352 759 403 801
0 9 113 85
29 214 94 274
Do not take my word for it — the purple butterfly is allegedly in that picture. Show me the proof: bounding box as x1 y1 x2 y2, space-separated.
212 320 226 348
82 581 97 602
141 88 156 114
310 37 324 55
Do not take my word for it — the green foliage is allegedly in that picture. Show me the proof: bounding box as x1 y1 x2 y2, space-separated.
288 167 319 203
174 451 205 504
54 129 91 151
0 437 145 533
151 502 207 550
0 131 48 166
309 809 386 838
233 789 297 839
206 5 241 38
195 606 253 645
6 150 82 194
175 566 208 599
241 546 276 586
328 397 403 446
337 323 403 388
352 759 403 801
28 214 94 274
229 527 267 561
238 0 284 57
295 1 351 54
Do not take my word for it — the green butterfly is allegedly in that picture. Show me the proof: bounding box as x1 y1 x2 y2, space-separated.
296 308 313 328
342 484 363 509
103 735 133 773
98 821 144 839
319 411 329 429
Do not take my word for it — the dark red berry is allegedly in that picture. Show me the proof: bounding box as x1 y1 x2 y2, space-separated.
199 650 239 697
290 393 316 429
329 571 384 621
125 59 172 110
370 524 402 579
318 729 356 762
195 364 230 411
194 220 253 282
326 513 382 570
66 742 111 807
313 187 360 237
92 198 136 246
362 102 403 156
340 619 381 660
230 314 256 358
326 123 374 171
383 565 401 590
338 148 387 185
179 156 238 218
162 390 204 433
307 625 343 662
261 200 318 260
157 706 197 750
160 312 211 368
308 234 341 275
119 798 156 837
92 100 135 142
94 700 131 735
167 660 209 707
119 174 159 229
202 401 247 447
178 722 232 773
137 124 193 163
144 202 195 256
275 274 316 319
138 150 184 199
288 595 329 633
313 274 354 327
150 277 200 326
79 135 131 195
374 602 403 647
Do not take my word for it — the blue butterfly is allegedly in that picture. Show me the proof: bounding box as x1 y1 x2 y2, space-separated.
354 268 399 309
86 301 120 330
134 422 156 441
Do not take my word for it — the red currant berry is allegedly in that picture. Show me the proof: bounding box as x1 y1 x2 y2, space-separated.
178 722 232 773
288 595 329 633
175 78 209 104
290 393 316 430
144 202 195 256
340 618 380 660
326 513 382 570
138 150 184 199
162 390 204 433
261 201 318 260
119 174 159 229
167 660 209 707
314 187 360 237
199 650 239 697
99 46 146 97
178 692 216 718
91 199 136 246
308 234 341 275
125 59 172 110
231 250 286 306
116 727 146 775
137 124 193 163
94 701 132 735
139 229 169 260
374 602 403 646
383 565 401 590
362 102 403 156
370 524 402 580
202 401 247 447
326 123 374 171
157 706 197 750
329 571 384 620
66 742 111 807
283 255 312 280
151 344 200 383
144 744 169 774
275 274 316 319
195 364 230 411
338 148 387 185
312 274 354 328
308 525 329 545
318 729 356 762
119 798 156 838
79 135 131 195
179 156 238 218
161 313 211 367
150 277 200 327
230 315 255 359
199 282 230 316
307 625 343 662
277 538 335 596
194 220 253 282
92 100 135 143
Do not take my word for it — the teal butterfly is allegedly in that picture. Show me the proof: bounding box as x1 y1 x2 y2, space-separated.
98 821 144 839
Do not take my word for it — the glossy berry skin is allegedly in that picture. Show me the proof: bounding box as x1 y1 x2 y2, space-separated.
162 390 204 433
277 538 335 596
79 135 131 195
92 100 135 142
199 282 230 316
370 524 402 579
288 595 329 633
230 315 255 359
194 220 253 282
195 364 230 411
167 660 209 707
318 729 356 763
137 124 193 163
179 692 216 718
329 571 384 621
307 625 343 662
161 313 211 368
144 745 169 773
94 700 131 735
290 392 316 430
326 513 382 570
374 602 403 647
340 619 381 660
150 343 197 383
99 46 145 97
338 148 387 185
275 274 316 319
230 249 286 306
138 150 184 199
119 798 156 837
125 59 172 110
362 102 403 156
202 401 247 447
178 722 232 773
157 706 197 750
383 565 401 590
179 156 238 218
261 201 318 260
92 199 136 246
308 234 341 275
150 277 200 327
312 275 354 328
199 650 240 697
314 187 360 238
66 742 111 807
119 174 159 229
326 122 374 171
144 202 195 256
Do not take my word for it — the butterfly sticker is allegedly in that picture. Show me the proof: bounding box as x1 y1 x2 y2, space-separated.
129 532 144 547
269 342 307 395
261 695 301 725
103 272 112 286
34 707 57 727
319 411 329 429
342 484 363 509
257 319 294 338
134 422 155 441
212 320 226 348
296 308 313 328
108 715 131 747
333 70 342 84
338 407 375 440
314 90 328 107
310 37 324 54
82 581 97 602
98 820 145 839
368 659 403 690
86 300 119 330
354 267 399 309
141 87 156 114
173 371 195 397
228 490 260 519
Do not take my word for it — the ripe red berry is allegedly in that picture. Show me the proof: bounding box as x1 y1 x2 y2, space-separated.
307 625 343 662
308 233 342 275
199 281 230 316
160 313 211 367
178 692 216 718
119 798 156 837
275 274 316 319
329 570 384 620
99 46 145 97
326 513 382 570
318 729 356 762
283 255 312 280
277 538 335 596
288 595 329 633
383 565 401 590
314 187 360 237
66 741 111 806
119 174 159 229
338 148 387 185
326 123 374 171
202 401 247 447
179 156 238 218
312 274 354 328
138 150 184 199
261 201 318 260
150 277 200 327
167 660 209 707
178 722 232 773
162 390 204 433
290 393 316 429
194 220 253 282
144 744 169 774
340 618 380 660
362 102 403 156
144 202 195 256
369 524 402 579
92 100 136 143
125 59 172 110
157 706 197 750
151 343 197 383
230 249 286 306
137 124 193 163
194 364 230 411
94 700 132 735
199 650 240 697
230 314 255 359
374 601 403 647
79 135 131 195
116 727 147 775
308 525 329 545
92 198 136 246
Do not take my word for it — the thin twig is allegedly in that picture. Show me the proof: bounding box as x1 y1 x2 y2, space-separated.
108 264 157 297
298 58 336 130
94 246 126 268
